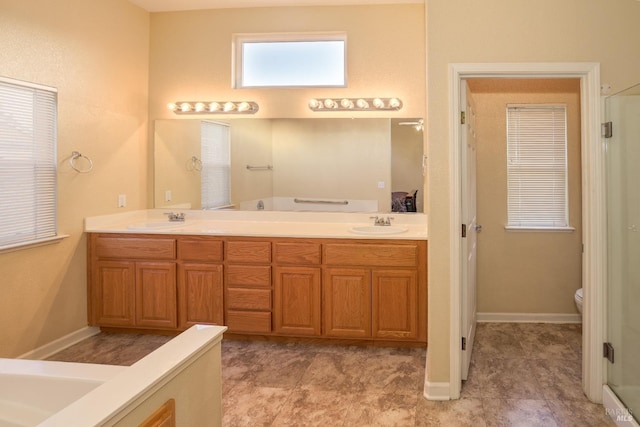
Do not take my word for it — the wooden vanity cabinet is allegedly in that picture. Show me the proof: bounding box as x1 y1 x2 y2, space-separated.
224 239 273 334
322 268 371 337
323 241 426 342
176 237 224 329
273 242 322 337
89 235 177 330
88 233 427 344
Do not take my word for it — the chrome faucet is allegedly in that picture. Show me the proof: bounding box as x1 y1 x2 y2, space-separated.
370 216 394 226
165 212 185 222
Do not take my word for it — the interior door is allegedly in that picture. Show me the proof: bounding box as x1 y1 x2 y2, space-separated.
460 80 478 380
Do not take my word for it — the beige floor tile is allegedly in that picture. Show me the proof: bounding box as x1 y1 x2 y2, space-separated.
416 397 486 427
516 323 580 361
474 358 544 399
531 358 587 402
343 390 418 426
299 351 369 392
546 398 617 427
222 381 292 427
474 323 526 359
482 398 558 427
361 353 425 393
271 385 354 426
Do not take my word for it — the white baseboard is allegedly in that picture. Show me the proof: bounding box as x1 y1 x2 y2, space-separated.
18 326 100 360
477 312 582 324
603 385 639 426
423 380 451 401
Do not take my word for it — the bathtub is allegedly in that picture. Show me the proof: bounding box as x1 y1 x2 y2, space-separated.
0 324 226 427
0 360 124 426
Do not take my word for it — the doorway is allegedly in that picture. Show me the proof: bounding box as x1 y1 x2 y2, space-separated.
448 63 604 402
469 78 583 322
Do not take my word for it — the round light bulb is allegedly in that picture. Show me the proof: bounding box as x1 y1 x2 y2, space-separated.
340 98 354 109
167 102 178 111
356 99 369 109
195 102 206 112
323 99 336 109
389 98 401 109
309 98 320 109
237 101 250 112
180 102 191 112
209 102 221 112
223 102 236 112
372 98 385 109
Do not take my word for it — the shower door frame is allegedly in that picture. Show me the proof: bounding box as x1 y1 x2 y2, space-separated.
447 62 605 402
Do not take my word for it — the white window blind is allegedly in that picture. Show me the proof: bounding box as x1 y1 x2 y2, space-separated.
506 105 569 229
0 77 57 248
201 121 231 210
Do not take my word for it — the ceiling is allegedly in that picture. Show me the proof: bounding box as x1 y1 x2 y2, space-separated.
128 0 422 12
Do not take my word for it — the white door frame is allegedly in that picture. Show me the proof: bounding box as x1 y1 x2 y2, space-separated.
448 62 606 402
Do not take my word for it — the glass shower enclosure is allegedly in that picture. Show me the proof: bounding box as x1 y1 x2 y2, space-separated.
606 82 640 422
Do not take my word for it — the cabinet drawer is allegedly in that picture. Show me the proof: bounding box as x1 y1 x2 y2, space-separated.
274 242 321 265
227 288 272 311
95 237 176 260
226 241 271 264
226 311 272 333
226 265 271 288
177 238 223 262
324 243 417 267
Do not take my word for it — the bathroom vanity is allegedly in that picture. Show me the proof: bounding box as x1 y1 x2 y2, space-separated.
85 210 428 345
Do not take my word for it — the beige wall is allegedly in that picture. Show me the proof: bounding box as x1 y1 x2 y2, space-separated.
148 5 426 120
0 0 149 357
426 0 640 384
469 79 582 315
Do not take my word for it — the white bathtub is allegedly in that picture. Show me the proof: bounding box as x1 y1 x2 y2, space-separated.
0 324 226 427
0 360 124 427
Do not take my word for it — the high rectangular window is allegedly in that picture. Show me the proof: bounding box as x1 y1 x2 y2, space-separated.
233 33 346 88
506 104 571 230
0 77 58 250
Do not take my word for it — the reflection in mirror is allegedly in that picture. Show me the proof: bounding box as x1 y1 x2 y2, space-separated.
154 118 424 213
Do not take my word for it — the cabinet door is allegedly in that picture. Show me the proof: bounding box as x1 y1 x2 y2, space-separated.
135 262 177 329
93 260 135 327
178 263 224 329
274 267 321 336
322 268 371 338
372 269 418 340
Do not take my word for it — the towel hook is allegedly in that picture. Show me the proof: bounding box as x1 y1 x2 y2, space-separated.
69 151 93 173
190 156 203 172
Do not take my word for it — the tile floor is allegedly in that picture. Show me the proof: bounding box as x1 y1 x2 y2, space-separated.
47 323 616 426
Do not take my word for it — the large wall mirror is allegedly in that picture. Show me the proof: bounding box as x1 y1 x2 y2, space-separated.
154 118 424 213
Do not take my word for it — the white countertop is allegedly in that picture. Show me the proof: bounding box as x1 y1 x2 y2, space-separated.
85 209 428 240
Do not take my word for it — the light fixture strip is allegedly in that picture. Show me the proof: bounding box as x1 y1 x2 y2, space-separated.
168 101 259 115
308 97 402 112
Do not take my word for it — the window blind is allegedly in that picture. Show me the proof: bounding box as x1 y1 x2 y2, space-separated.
201 121 231 209
506 105 568 229
0 77 57 248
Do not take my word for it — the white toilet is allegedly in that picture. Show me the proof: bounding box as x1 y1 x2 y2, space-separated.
574 288 583 314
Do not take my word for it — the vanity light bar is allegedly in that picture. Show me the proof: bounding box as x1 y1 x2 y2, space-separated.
308 97 402 112
168 101 259 115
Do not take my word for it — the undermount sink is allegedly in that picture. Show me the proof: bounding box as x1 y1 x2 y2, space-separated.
127 221 186 230
349 225 408 235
